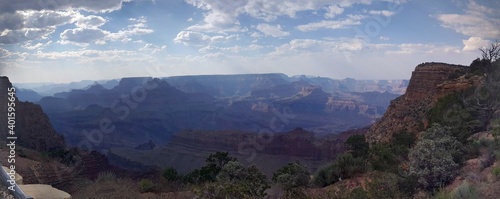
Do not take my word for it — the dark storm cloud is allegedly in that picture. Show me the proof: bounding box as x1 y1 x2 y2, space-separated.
0 13 24 30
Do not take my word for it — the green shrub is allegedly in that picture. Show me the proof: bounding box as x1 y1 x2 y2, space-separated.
95 171 117 182
346 134 369 158
427 92 479 143
183 151 237 184
369 142 398 172
198 161 270 199
450 181 477 199
348 187 368 199
366 172 401 199
391 131 416 156
138 179 155 193
162 167 180 182
272 161 310 191
313 164 340 187
493 166 500 180
433 189 452 199
409 124 463 192
494 150 500 160
333 153 366 179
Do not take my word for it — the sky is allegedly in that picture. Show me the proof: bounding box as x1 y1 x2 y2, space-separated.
0 0 499 83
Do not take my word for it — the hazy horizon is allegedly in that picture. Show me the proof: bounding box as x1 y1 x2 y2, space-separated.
10 73 410 86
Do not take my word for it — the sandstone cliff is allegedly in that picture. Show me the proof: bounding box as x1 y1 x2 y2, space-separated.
0 76 66 151
366 63 482 143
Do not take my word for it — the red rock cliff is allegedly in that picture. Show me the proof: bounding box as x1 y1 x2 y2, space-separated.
366 63 481 143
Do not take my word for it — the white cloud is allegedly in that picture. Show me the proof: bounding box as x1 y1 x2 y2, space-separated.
379 36 389 41
0 4 148 44
324 5 344 19
74 15 107 28
0 28 55 44
296 16 363 31
183 0 379 33
199 44 263 54
173 31 235 46
255 24 289 38
383 43 461 55
436 0 500 39
108 17 154 41
59 16 153 45
0 0 131 13
0 10 75 44
139 43 167 53
60 28 108 44
22 41 52 50
462 36 490 51
250 32 262 38
368 10 395 17
271 38 365 55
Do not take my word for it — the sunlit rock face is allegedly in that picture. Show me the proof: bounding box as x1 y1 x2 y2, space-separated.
366 63 481 143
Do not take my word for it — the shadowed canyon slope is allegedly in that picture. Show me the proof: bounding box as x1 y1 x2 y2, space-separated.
107 128 368 176
0 76 66 151
34 74 403 150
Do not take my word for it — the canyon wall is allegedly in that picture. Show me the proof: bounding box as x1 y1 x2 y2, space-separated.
366 63 481 143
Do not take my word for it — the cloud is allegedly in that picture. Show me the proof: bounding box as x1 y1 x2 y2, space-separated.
59 16 153 45
250 32 261 38
183 0 380 33
379 36 389 41
199 44 263 54
383 43 461 55
255 24 289 37
0 13 25 30
0 2 134 44
60 28 107 44
436 0 500 39
0 48 25 71
22 41 52 50
0 10 76 44
74 15 107 28
271 38 365 55
173 31 235 46
296 16 364 31
139 43 167 53
368 10 395 17
462 36 490 51
324 5 344 18
107 17 154 41
0 28 56 44
0 0 130 13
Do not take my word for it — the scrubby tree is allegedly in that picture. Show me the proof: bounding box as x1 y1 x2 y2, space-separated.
369 143 396 171
409 124 464 192
313 153 367 187
162 167 180 182
479 40 500 63
138 178 155 193
183 151 237 184
346 134 369 159
206 151 236 169
272 162 310 198
199 161 270 199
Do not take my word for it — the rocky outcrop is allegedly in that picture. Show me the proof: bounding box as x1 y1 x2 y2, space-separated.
366 63 482 143
0 76 66 151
